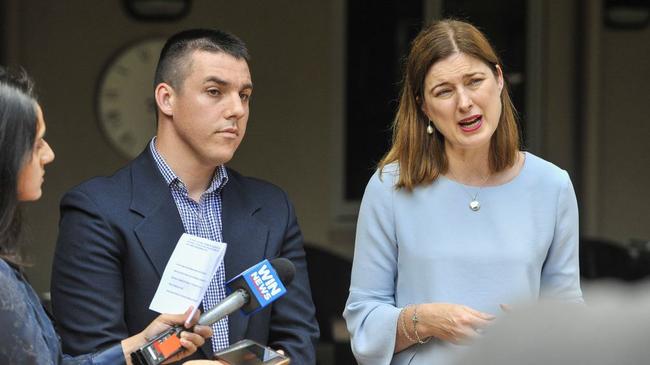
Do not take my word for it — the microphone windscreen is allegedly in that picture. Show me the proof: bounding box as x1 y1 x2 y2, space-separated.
269 257 295 286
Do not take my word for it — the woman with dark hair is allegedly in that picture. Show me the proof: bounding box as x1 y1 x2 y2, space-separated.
0 67 212 364
344 19 583 364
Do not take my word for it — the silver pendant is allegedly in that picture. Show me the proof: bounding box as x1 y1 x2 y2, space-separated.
469 200 480 211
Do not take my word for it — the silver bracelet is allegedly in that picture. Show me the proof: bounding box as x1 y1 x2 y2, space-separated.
400 306 417 343
412 305 431 344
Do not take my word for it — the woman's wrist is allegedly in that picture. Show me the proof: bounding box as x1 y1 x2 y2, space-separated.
399 305 417 343
399 305 431 344
411 305 431 344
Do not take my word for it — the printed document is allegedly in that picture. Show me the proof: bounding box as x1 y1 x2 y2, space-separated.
149 233 227 317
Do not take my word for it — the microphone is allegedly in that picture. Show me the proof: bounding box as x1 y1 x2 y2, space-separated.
199 257 295 325
131 258 296 365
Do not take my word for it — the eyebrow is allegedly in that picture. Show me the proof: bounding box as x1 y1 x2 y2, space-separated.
204 76 253 91
430 72 486 91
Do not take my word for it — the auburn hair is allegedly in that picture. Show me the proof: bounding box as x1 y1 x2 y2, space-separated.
378 19 520 191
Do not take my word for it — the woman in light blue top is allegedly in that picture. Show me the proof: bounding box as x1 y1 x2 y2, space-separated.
343 19 583 365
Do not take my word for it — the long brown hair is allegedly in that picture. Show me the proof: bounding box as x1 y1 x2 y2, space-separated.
378 19 520 191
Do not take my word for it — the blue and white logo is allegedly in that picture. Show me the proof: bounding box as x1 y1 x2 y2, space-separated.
241 259 287 307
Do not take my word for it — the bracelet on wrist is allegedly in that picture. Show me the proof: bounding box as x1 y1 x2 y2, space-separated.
399 306 417 344
412 305 431 344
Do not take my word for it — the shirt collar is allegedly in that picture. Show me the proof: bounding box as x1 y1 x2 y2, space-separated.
149 137 229 194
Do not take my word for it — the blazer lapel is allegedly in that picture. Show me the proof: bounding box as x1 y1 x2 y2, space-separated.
221 170 269 345
130 149 184 278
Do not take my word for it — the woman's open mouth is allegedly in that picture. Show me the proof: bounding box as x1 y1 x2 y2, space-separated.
458 115 483 132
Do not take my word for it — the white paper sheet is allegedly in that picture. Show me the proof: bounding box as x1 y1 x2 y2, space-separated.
149 233 227 317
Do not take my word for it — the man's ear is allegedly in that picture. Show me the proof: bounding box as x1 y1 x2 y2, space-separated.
155 83 174 117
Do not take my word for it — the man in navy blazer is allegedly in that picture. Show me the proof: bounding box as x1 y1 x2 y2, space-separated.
51 29 319 363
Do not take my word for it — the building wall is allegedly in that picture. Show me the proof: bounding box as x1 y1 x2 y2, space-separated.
533 0 650 244
597 25 650 242
542 0 578 174
4 0 650 296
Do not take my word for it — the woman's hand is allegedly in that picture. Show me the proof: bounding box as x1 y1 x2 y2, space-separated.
418 303 495 345
122 307 213 365
153 308 213 364
500 303 513 312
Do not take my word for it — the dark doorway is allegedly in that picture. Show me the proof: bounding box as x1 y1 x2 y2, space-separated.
345 0 423 201
0 0 5 65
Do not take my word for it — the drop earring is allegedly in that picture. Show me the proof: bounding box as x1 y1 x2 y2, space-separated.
427 120 434 135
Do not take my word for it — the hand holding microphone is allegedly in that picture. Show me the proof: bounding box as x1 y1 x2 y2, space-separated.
131 258 296 365
123 307 213 365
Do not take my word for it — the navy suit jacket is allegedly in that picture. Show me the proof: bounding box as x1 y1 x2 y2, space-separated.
51 149 319 364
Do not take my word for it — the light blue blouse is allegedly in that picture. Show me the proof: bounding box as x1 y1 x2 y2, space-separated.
343 152 583 365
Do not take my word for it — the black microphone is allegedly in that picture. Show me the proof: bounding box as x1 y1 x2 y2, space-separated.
131 258 296 365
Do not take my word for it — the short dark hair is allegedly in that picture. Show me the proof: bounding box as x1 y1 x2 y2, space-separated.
154 28 250 91
0 66 38 268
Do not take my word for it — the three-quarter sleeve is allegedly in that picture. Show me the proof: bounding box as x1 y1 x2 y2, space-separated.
343 169 402 364
540 171 583 302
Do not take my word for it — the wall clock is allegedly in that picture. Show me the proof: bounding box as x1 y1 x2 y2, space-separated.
96 37 165 159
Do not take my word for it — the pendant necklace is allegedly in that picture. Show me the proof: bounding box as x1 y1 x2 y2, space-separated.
448 169 491 212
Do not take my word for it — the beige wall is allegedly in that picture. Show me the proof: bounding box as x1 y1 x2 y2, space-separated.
542 0 578 174
539 0 650 244
596 25 650 242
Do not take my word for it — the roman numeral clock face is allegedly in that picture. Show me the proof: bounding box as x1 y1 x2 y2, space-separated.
96 38 165 159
